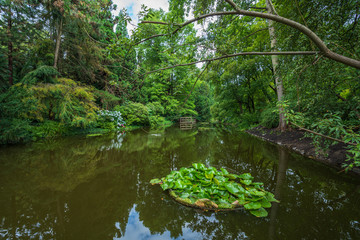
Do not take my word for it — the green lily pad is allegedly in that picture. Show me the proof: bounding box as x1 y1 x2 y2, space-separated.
250 207 268 217
150 178 162 184
244 201 262 210
151 164 278 217
260 198 272 208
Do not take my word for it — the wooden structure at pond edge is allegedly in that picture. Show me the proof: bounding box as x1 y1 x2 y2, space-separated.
180 117 196 130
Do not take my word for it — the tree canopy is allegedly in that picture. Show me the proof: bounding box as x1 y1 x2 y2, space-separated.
0 0 359 169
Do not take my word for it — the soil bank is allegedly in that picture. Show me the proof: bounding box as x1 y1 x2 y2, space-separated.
246 126 360 176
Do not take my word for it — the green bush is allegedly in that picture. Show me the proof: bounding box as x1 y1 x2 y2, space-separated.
146 102 164 116
115 102 150 126
260 106 279 128
239 112 260 129
149 115 166 128
97 110 125 131
0 118 33 144
31 120 67 139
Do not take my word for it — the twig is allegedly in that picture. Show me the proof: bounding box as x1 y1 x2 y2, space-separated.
144 51 318 75
291 122 357 146
181 62 211 108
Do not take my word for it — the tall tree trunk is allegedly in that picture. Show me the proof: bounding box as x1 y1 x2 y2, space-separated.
54 17 63 69
266 0 286 131
7 4 13 85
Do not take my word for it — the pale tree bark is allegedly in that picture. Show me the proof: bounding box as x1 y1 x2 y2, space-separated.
265 0 286 131
53 17 63 69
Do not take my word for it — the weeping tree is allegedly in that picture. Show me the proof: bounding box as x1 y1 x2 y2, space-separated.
137 0 360 131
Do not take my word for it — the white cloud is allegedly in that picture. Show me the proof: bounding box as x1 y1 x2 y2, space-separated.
112 0 169 33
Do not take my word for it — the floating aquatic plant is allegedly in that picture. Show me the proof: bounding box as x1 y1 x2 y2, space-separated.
150 163 279 217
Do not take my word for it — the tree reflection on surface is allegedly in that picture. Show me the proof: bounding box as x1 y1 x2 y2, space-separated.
0 127 360 239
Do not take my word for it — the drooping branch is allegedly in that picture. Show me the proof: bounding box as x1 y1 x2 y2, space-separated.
144 51 318 75
141 21 180 26
181 62 211 108
140 4 360 69
137 12 238 45
291 122 357 146
224 0 360 69
135 34 167 45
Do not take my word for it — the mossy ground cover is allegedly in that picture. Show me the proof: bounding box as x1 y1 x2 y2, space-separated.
150 163 279 217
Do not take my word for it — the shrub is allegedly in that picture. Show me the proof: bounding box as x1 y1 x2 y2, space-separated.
146 102 164 116
114 102 149 126
0 118 33 144
149 115 166 128
31 120 67 139
22 78 99 128
260 106 279 128
97 110 125 130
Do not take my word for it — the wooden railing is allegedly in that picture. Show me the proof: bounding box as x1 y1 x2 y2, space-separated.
180 117 196 130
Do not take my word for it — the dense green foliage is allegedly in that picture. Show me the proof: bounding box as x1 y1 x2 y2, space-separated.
0 0 359 169
151 163 279 217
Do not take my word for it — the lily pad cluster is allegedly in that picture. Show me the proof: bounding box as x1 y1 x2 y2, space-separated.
150 163 279 217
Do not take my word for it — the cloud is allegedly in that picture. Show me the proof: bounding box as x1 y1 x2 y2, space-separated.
112 0 169 33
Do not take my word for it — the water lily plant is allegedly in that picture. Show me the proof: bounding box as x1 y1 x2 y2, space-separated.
150 163 279 217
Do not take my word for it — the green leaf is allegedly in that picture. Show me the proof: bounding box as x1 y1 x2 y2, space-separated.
205 171 214 180
175 179 185 189
192 163 206 171
221 168 229 175
224 182 245 195
150 178 162 184
238 173 254 180
260 198 272 208
248 189 266 197
265 192 279 202
225 174 238 180
250 207 268 217
244 201 262 210
241 179 252 185
161 182 171 190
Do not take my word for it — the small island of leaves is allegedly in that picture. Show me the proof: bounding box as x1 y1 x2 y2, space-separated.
150 163 279 217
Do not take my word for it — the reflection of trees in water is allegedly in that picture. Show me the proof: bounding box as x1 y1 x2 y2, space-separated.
1 127 360 239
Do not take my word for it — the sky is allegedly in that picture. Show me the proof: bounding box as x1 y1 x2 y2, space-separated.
112 0 169 33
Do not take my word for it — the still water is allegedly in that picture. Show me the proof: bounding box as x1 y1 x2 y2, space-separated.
0 127 359 239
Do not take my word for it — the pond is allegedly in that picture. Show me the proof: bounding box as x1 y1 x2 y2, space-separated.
0 127 359 239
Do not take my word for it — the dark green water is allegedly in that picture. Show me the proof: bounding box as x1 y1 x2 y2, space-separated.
1 127 360 240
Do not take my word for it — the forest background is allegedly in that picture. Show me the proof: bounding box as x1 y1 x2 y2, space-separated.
0 0 359 169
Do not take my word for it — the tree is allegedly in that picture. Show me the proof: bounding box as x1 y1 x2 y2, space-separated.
138 0 359 130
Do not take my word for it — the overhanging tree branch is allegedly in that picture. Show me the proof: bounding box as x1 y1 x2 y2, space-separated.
224 0 360 69
140 3 360 69
144 51 318 75
181 62 211 108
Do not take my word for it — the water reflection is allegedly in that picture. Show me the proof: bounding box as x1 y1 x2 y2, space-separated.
0 127 360 239
117 205 203 240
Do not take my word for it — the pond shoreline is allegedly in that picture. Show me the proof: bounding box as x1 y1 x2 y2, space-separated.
246 126 360 176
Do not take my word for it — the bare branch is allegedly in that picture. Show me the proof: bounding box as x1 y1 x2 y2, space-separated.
135 34 167 45
249 7 267 10
141 21 180 26
291 122 357 146
145 51 318 75
137 12 239 45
